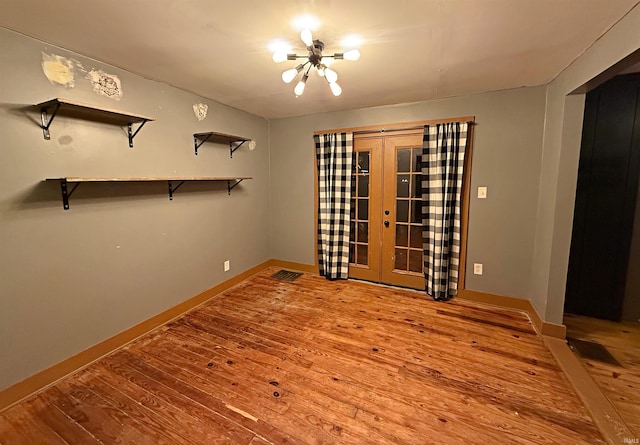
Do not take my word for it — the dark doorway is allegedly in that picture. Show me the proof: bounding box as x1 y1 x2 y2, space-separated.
565 74 640 321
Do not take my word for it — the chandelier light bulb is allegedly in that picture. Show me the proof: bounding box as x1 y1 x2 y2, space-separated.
329 82 342 96
294 74 309 96
282 68 298 83
272 51 288 63
343 49 361 61
301 28 313 47
317 67 325 77
294 81 305 96
282 63 304 83
324 68 338 83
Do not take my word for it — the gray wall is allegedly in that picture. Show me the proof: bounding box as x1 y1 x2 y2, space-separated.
269 86 547 300
532 4 640 324
0 27 270 390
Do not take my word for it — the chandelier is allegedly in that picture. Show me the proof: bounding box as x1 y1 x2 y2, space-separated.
272 28 360 97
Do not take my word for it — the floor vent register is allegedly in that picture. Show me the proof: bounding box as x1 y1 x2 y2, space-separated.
271 270 303 282
567 337 622 366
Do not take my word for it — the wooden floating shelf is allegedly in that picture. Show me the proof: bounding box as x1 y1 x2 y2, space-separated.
45 176 252 210
37 99 153 124
45 177 250 182
37 98 154 147
193 131 251 157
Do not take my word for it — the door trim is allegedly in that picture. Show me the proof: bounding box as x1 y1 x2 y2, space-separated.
313 117 475 136
313 118 475 292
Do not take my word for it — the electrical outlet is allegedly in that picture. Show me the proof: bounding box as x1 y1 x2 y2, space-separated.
477 186 487 199
224 260 230 272
473 263 483 275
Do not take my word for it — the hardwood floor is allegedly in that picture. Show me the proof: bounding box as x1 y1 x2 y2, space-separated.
0 268 605 444
564 313 640 436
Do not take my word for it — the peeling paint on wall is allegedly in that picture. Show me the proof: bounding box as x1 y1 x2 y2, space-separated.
87 69 122 100
73 60 88 75
41 53 75 87
193 103 208 121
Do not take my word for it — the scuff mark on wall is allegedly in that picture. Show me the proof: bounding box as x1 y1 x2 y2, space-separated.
193 103 208 121
87 69 123 100
41 53 75 87
58 135 73 146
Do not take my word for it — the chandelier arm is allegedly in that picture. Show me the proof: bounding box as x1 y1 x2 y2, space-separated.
304 64 313 76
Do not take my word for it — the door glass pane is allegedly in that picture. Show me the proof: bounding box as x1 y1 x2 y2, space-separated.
352 149 370 270
410 225 423 249
396 200 409 222
358 175 369 197
357 222 369 243
395 248 408 270
396 224 408 247
358 199 369 220
411 174 422 198
397 174 410 197
411 200 422 223
358 152 370 173
412 148 422 172
350 221 355 241
357 244 368 265
350 203 356 219
409 250 423 273
397 149 411 172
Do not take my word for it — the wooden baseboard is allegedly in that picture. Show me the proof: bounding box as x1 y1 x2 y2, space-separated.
457 289 567 339
540 320 567 338
0 260 272 412
269 259 318 274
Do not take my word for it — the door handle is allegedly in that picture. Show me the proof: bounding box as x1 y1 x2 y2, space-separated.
384 220 390 227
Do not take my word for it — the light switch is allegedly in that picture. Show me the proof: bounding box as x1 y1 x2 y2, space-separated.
473 263 483 275
477 186 487 199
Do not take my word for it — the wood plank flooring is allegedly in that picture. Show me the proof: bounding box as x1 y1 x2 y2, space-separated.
0 268 605 444
564 313 640 436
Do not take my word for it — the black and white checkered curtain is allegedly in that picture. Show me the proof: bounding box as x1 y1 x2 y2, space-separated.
422 122 469 300
315 132 354 280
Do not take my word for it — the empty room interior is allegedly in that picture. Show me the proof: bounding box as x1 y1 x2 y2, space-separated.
2 1 640 443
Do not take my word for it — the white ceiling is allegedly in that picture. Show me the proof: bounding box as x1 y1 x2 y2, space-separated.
1 0 638 119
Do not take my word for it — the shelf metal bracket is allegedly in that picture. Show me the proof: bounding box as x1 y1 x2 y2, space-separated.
41 103 62 140
128 119 149 148
167 180 186 200
230 140 246 158
59 179 80 210
227 179 244 195
194 134 213 155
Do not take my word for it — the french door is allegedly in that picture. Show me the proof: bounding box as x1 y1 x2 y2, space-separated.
349 131 425 289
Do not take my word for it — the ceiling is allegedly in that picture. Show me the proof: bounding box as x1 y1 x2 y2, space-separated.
1 0 638 119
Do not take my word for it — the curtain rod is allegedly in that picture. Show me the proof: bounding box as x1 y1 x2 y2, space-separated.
352 121 474 136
